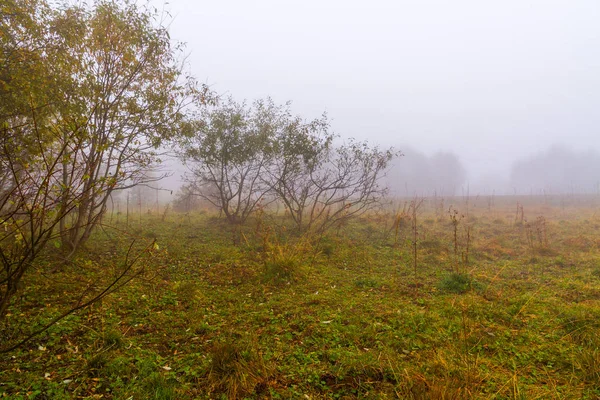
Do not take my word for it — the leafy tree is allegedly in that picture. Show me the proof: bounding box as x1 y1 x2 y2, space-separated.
1 0 57 185
268 120 396 232
0 128 97 322
0 0 204 328
1 0 51 122
52 0 205 255
181 97 397 232
265 114 334 230
0 0 73 319
180 97 279 225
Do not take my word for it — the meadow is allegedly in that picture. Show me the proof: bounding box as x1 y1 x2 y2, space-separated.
1 194 600 399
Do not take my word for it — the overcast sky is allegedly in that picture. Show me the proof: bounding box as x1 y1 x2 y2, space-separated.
153 0 600 181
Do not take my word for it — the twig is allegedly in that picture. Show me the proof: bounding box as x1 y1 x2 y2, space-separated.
0 239 152 353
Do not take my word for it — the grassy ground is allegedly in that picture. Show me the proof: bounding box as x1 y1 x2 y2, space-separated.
1 195 600 399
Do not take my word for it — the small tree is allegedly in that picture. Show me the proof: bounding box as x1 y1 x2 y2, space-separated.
268 119 397 232
0 129 77 319
265 115 332 231
0 0 199 339
172 183 204 213
51 1 205 255
0 0 74 319
180 98 279 225
181 97 397 232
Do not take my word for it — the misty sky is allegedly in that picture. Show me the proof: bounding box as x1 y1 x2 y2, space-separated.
153 0 600 181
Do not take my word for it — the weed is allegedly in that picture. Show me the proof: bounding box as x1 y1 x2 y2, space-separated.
515 202 525 225
461 224 472 271
354 278 380 289
207 339 270 398
410 197 425 283
438 273 478 294
559 307 600 346
193 321 214 335
574 347 600 383
143 373 176 400
104 356 135 379
396 372 469 400
103 328 123 348
525 215 550 256
554 256 567 267
262 235 312 284
264 255 300 283
391 201 410 246
86 353 109 376
136 357 158 377
174 281 200 306
318 238 336 259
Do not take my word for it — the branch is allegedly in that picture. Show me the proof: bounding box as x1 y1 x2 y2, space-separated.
0 239 152 353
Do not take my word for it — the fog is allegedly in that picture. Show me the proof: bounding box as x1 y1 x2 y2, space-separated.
510 145 600 195
147 0 600 198
385 148 466 197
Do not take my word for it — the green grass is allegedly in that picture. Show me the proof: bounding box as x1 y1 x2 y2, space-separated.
438 272 481 294
2 196 600 398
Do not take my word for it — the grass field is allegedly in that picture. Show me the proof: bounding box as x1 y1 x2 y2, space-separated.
1 195 600 399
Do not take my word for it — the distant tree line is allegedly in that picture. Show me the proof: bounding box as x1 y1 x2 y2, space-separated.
510 145 600 195
385 147 466 197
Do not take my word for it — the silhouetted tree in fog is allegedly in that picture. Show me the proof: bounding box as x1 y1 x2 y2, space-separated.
385 147 466 196
510 145 600 194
